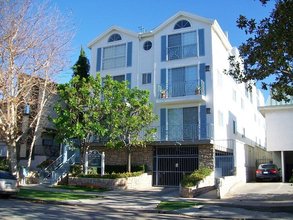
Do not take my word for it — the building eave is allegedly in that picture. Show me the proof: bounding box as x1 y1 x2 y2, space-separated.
87 25 138 49
150 11 215 35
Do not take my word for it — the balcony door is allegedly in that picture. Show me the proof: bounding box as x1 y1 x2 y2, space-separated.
168 66 198 97
168 107 198 141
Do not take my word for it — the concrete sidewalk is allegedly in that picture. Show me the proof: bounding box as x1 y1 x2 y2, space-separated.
17 184 293 219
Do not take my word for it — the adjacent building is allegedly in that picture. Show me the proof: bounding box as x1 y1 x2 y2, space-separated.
0 77 61 170
87 11 271 186
259 96 293 182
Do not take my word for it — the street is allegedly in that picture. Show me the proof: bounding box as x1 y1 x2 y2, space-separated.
1 182 293 219
0 199 194 220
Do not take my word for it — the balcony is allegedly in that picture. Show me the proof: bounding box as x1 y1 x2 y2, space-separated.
139 123 214 143
156 80 205 105
265 95 293 106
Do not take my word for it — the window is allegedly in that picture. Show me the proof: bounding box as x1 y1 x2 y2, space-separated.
113 75 125 83
174 20 191 29
142 73 151 84
241 98 245 109
108 33 122 42
23 105 30 115
102 44 126 70
168 31 197 60
242 128 246 138
43 139 54 146
143 41 152 51
168 107 198 140
232 89 237 102
233 120 237 134
218 111 224 127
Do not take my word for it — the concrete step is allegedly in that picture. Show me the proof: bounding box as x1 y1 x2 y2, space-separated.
196 189 218 199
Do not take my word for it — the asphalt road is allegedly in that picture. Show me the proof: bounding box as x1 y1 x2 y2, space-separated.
0 199 195 220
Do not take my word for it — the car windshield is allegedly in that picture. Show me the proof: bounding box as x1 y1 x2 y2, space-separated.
0 171 16 180
260 164 277 169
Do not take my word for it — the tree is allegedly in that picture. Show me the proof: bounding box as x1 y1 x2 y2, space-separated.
102 75 158 172
52 74 158 173
225 0 293 102
72 45 90 80
52 75 105 173
0 0 75 174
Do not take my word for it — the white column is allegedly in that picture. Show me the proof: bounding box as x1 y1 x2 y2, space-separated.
101 152 105 176
85 151 88 175
281 151 285 183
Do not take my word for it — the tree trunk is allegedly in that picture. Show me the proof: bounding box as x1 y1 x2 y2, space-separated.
8 144 18 176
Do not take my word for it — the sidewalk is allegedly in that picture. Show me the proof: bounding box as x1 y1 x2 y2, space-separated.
17 184 293 219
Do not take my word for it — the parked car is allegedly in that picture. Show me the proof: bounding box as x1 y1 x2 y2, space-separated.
0 170 20 198
255 164 281 182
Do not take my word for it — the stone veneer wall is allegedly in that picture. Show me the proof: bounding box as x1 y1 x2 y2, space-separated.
69 173 152 190
180 172 215 198
91 146 153 172
198 145 214 169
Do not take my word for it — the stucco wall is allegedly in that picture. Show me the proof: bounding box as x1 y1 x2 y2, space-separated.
265 107 293 151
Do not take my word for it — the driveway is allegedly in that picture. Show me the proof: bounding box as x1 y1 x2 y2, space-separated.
223 182 293 206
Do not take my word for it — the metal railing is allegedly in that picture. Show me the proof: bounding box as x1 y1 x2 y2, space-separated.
157 80 205 100
167 44 197 60
140 123 214 142
39 153 76 185
51 153 76 185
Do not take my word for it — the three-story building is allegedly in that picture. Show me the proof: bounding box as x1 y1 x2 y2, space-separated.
87 11 270 186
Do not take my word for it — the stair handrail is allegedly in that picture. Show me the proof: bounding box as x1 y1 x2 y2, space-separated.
51 153 76 185
39 154 63 184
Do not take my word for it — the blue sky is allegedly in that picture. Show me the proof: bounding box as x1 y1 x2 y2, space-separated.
51 0 275 99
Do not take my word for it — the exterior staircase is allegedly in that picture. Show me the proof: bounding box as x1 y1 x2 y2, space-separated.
39 152 76 186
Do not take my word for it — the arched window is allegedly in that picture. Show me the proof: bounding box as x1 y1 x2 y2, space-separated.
174 20 191 30
108 33 122 42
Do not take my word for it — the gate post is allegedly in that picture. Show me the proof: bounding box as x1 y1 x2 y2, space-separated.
101 152 105 176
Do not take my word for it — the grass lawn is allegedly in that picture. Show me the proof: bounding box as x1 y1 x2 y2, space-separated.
16 189 101 201
53 185 109 193
156 201 201 211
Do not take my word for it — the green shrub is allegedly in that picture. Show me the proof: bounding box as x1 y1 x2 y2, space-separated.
180 168 213 188
70 164 82 175
105 164 147 173
36 160 54 169
76 171 144 179
0 158 9 171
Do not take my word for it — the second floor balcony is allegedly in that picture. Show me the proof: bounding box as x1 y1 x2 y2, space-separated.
140 123 214 143
156 80 205 104
92 123 214 145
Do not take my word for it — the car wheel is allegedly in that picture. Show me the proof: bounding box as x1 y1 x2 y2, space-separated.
2 194 12 199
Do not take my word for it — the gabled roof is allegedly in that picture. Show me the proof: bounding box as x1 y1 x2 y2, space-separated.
87 25 138 49
87 11 232 50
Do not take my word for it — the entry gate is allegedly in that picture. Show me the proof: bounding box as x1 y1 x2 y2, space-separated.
215 140 235 177
153 145 198 186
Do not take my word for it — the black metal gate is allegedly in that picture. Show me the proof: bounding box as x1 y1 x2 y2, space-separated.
153 145 198 186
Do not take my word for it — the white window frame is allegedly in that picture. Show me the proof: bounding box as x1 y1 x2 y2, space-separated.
102 43 126 70
167 31 198 60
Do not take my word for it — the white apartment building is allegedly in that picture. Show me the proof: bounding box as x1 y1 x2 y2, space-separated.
87 11 270 186
259 96 293 182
